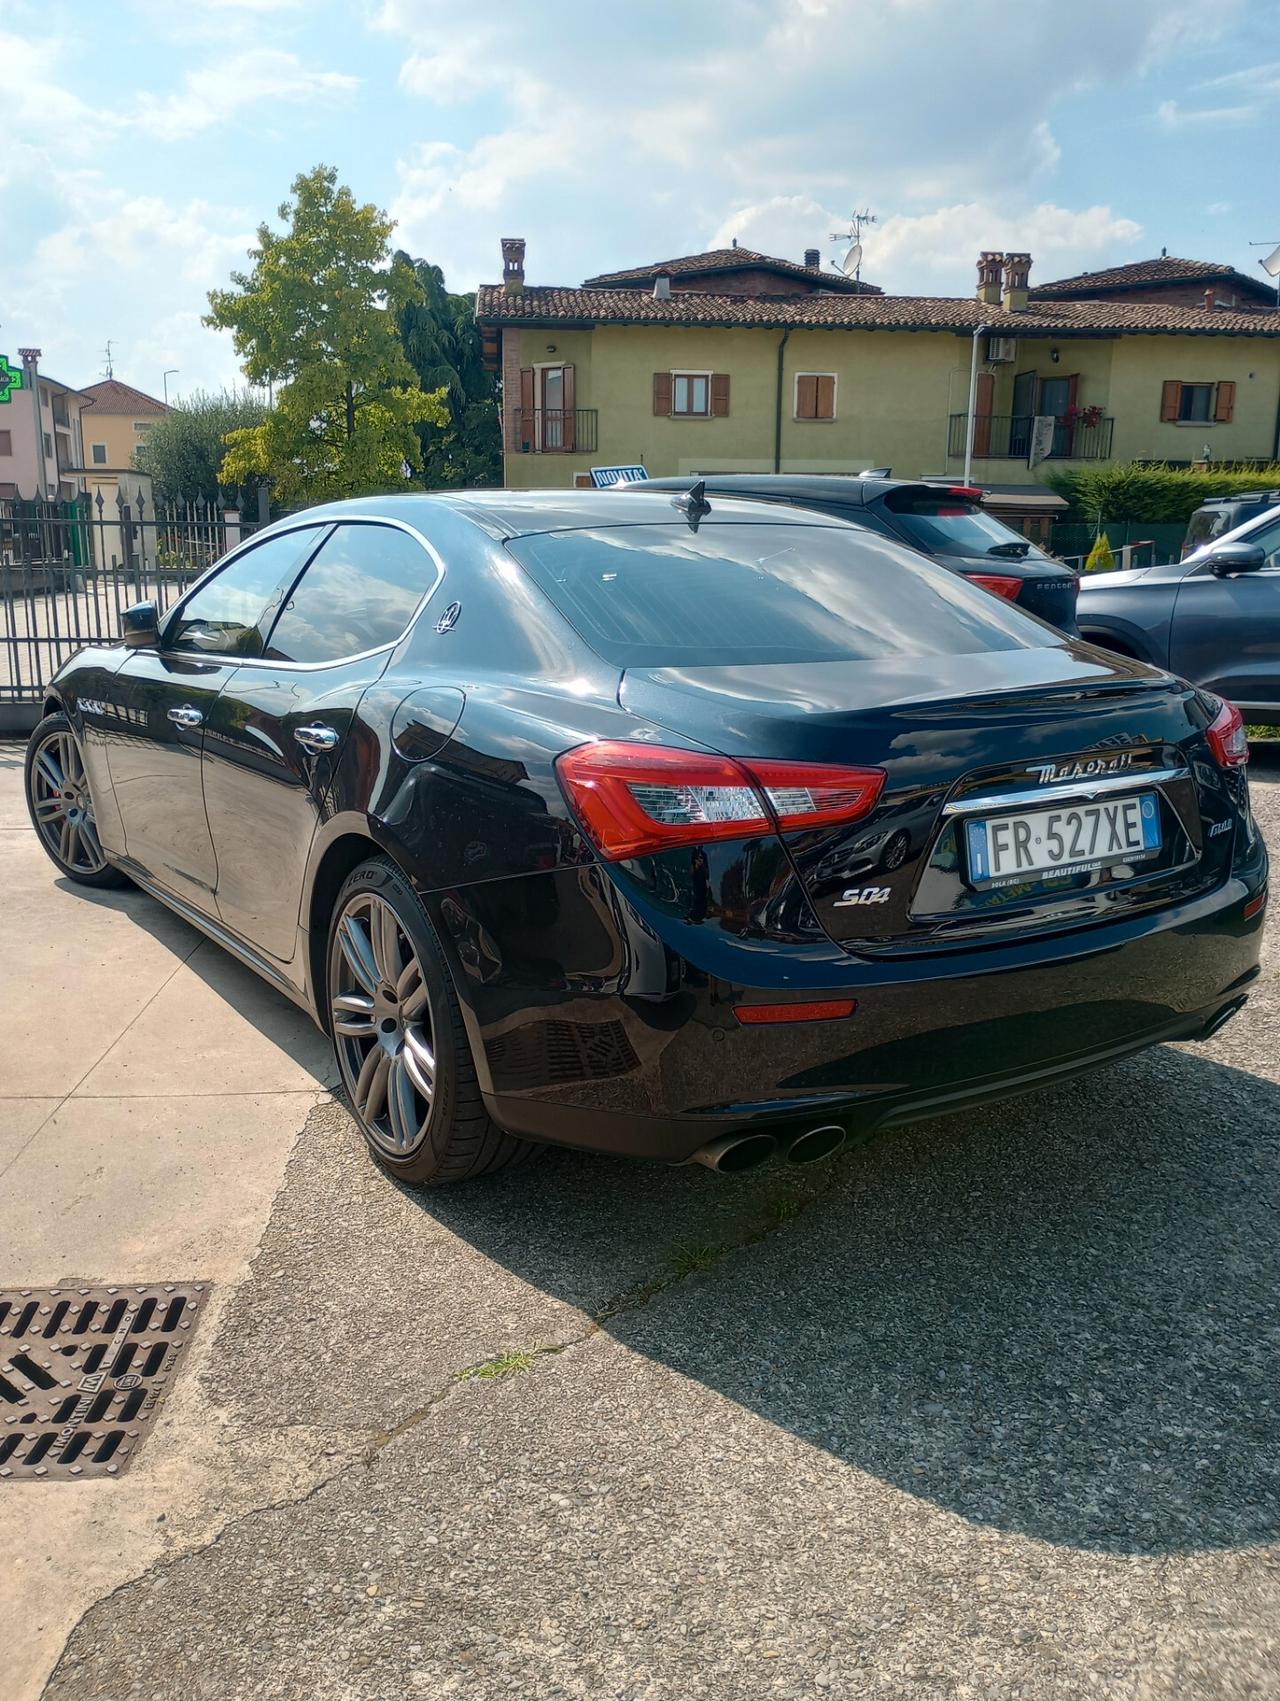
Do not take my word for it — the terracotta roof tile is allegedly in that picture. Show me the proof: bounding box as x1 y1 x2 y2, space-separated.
1031 256 1273 300
583 247 877 294
476 284 1280 337
79 378 168 415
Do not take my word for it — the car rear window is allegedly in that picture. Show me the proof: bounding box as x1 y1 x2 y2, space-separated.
880 491 1050 562
505 523 1051 668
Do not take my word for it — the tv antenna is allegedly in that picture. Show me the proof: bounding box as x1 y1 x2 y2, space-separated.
101 340 115 380
1250 238 1280 307
831 208 877 283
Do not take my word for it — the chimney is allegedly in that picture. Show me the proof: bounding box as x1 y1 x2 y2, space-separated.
1204 287 1216 310
1003 252 1031 312
653 274 672 300
976 251 1004 306
501 237 526 295
804 247 821 269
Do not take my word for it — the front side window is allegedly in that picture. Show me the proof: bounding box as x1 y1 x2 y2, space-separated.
165 529 321 657
1179 383 1213 422
672 374 710 417
263 523 435 664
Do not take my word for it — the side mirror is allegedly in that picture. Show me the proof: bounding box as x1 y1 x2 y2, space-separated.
121 600 160 648
1207 542 1266 577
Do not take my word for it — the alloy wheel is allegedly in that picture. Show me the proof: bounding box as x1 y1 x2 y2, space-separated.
331 891 437 1155
29 730 108 876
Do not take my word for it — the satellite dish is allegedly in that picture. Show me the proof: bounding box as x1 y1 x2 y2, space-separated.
840 242 863 277
1260 244 1280 278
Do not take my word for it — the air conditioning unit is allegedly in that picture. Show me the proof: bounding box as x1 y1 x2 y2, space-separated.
986 335 1018 364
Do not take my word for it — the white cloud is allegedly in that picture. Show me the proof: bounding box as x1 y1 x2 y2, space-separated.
133 48 358 140
1156 97 1254 127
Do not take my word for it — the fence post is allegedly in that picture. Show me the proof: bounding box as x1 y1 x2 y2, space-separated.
256 484 270 529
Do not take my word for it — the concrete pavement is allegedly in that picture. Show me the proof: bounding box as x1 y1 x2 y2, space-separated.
2 741 1278 1700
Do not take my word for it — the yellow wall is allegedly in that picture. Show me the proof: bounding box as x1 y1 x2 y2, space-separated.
83 409 157 472
501 320 1280 489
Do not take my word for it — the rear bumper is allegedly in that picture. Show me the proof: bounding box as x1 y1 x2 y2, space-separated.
437 864 1267 1166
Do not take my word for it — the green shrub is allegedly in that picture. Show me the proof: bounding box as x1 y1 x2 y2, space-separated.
1045 463 1280 526
1083 532 1116 573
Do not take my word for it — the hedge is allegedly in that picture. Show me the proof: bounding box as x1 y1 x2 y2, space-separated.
1044 462 1280 526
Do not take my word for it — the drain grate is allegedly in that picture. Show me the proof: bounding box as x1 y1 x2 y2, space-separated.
0 1284 207 1481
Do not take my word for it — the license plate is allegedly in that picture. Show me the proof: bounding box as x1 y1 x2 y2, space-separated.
965 792 1161 887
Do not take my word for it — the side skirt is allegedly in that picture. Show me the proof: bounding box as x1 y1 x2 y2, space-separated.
111 856 322 1025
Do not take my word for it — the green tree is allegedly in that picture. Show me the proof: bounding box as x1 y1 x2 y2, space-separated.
204 166 447 504
393 251 503 487
133 388 267 505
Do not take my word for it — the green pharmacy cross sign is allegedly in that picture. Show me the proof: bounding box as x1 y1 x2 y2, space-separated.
0 355 24 404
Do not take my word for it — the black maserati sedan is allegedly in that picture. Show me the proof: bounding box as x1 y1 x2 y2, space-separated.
25 489 1268 1186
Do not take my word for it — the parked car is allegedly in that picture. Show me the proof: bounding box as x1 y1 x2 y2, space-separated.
1077 503 1280 726
26 490 1266 1188
628 474 1081 633
1181 489 1280 558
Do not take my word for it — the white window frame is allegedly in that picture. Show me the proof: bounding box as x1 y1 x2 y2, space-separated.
670 369 712 418
794 372 838 422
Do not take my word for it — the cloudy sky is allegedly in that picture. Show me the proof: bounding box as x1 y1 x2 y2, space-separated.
4 0 1278 399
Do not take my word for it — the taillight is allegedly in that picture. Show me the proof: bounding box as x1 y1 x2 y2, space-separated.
555 741 885 860
963 572 1023 602
1206 698 1249 768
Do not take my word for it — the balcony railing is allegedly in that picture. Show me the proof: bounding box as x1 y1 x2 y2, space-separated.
510 408 599 454
947 413 1115 462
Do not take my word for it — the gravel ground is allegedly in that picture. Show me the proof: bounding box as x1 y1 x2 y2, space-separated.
40 747 1280 1701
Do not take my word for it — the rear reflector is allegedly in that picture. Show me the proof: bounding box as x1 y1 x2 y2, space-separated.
556 741 885 860
734 999 857 1025
963 572 1023 602
1206 698 1249 768
1244 885 1267 921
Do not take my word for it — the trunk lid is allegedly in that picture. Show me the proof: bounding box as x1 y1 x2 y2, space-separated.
619 646 1235 952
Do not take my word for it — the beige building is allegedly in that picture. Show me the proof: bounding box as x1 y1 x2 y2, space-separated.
0 348 92 503
75 378 167 567
476 243 1280 490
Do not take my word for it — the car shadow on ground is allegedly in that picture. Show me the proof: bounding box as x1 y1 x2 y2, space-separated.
18 735 1276 1560
414 1036 1280 1560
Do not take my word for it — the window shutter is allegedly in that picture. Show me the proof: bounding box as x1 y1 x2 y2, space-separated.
711 373 730 417
816 375 836 420
517 367 534 451
653 372 672 416
1214 380 1236 423
561 363 576 451
973 371 994 457
796 374 817 419
1160 380 1181 423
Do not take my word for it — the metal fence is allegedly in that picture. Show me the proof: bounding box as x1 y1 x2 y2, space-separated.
1048 520 1188 571
1 491 264 733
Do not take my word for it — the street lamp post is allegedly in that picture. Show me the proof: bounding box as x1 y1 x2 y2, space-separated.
963 324 989 488
163 369 179 407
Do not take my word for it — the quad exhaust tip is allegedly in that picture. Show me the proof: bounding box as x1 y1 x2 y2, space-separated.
784 1123 848 1166
690 1123 849 1173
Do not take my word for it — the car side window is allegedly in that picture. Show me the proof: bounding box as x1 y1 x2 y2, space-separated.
165 530 322 657
262 523 437 664
1245 517 1280 572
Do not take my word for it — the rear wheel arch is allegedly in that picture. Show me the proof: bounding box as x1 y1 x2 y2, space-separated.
305 831 389 1024
1079 627 1143 661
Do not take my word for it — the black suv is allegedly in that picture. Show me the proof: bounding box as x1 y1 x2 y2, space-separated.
631 475 1080 633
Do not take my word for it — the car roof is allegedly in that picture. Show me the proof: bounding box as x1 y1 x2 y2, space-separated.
276 487 850 540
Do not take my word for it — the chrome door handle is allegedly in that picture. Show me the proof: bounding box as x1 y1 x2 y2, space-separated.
294 723 339 753
167 705 203 728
